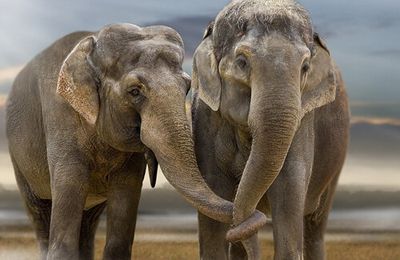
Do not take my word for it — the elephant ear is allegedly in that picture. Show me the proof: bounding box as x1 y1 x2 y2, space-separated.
57 36 100 125
301 33 337 117
192 23 222 111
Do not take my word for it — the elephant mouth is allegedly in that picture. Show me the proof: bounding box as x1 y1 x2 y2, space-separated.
105 122 145 153
127 116 144 148
130 124 146 152
133 125 141 139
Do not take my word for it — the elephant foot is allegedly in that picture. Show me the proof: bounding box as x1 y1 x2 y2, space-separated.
226 211 267 242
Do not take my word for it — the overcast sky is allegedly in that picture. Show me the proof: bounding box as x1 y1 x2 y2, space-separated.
0 0 399 103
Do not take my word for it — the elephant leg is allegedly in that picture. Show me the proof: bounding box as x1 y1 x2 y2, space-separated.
268 161 307 260
229 241 247 259
103 155 146 260
79 202 106 260
28 199 52 260
232 234 260 260
198 212 230 259
198 172 239 259
13 161 51 260
267 113 314 260
47 160 90 260
304 175 339 260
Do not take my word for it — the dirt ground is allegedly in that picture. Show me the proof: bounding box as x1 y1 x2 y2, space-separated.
1 232 400 260
130 240 400 260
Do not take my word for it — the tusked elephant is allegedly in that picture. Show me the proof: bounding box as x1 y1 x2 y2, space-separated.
189 0 350 259
6 23 265 260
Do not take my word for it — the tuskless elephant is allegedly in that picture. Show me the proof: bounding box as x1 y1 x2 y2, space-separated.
6 23 265 260
189 0 350 259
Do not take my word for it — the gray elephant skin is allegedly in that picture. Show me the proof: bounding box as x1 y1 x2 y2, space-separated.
190 1 350 259
6 23 265 260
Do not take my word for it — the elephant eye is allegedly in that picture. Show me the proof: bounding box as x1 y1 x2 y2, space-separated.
236 55 248 70
128 84 143 97
301 62 310 74
128 85 146 105
130 88 140 96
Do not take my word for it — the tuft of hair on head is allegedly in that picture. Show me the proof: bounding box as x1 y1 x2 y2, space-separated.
213 0 314 56
225 0 311 32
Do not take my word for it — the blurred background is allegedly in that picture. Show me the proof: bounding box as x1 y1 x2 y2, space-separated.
0 0 399 258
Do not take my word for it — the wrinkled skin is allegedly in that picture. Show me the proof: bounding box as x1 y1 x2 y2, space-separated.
6 23 265 260
190 1 350 259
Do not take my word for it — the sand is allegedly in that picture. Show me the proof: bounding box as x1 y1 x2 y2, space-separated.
1 231 399 260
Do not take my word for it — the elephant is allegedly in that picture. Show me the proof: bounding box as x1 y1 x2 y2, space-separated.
190 0 350 259
6 23 265 260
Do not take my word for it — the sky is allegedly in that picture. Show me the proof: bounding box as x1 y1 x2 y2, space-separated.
0 0 399 103
0 0 399 189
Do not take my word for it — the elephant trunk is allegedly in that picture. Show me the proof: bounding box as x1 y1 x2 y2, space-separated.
140 102 267 236
226 79 301 242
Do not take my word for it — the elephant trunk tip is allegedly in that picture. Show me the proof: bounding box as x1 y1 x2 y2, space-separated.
226 210 268 242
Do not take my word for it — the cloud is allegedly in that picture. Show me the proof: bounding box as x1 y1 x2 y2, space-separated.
0 95 6 104
369 49 400 57
0 65 23 84
371 16 400 29
350 100 397 107
351 116 400 126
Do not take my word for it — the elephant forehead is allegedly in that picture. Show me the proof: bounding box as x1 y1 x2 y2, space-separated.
142 25 184 47
97 23 182 46
97 26 182 52
94 24 183 66
119 40 184 71
135 40 184 60
94 39 183 75
262 33 307 54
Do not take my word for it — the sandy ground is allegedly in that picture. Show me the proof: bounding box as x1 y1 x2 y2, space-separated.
1 230 400 260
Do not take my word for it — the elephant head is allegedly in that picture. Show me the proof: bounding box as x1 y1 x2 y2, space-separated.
56 23 266 236
192 1 337 241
